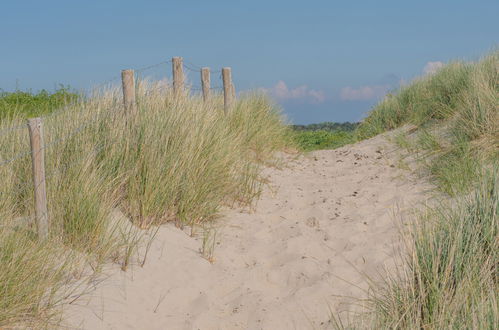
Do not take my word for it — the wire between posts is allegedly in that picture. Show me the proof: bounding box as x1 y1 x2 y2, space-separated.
135 60 171 74
0 123 28 136
183 61 222 75
43 106 120 152
40 76 120 121
41 141 108 187
0 148 33 167
2 138 114 200
0 106 118 167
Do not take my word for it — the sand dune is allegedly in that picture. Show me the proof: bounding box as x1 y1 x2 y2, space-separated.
63 132 433 329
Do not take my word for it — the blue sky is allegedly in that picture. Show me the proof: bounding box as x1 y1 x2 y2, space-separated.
1 0 497 124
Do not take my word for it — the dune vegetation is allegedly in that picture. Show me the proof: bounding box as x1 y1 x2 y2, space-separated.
348 51 498 328
1 50 496 328
291 122 358 151
0 86 79 121
0 82 290 327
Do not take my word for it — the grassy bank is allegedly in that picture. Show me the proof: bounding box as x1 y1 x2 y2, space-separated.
0 83 290 326
349 51 498 328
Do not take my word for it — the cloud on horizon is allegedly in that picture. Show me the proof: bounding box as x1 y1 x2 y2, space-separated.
338 60 444 102
268 80 326 104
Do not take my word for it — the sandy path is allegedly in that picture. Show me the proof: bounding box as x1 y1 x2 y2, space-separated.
63 133 432 329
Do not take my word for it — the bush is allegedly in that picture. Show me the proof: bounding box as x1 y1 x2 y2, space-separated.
0 86 79 121
293 130 356 151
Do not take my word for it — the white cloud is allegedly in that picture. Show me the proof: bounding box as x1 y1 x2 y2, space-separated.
269 80 325 103
423 61 444 75
337 61 444 102
339 84 390 101
308 90 326 103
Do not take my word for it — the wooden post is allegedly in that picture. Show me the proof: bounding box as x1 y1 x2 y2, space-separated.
201 67 210 102
27 117 49 240
172 57 184 95
121 69 136 115
222 67 233 113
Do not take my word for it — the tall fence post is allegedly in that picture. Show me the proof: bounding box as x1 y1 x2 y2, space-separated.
222 67 233 113
201 67 210 102
121 69 136 115
27 117 49 240
172 57 184 95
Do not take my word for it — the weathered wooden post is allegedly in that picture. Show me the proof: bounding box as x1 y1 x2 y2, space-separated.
172 57 184 95
222 67 233 113
27 117 49 240
121 69 137 115
201 67 210 102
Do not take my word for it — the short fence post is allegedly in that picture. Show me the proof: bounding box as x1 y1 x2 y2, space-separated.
27 117 49 240
222 67 233 113
172 57 184 95
121 69 137 115
201 67 210 102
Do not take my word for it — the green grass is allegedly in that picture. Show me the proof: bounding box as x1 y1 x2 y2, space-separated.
0 82 290 327
292 129 356 151
0 86 80 121
344 50 499 329
364 169 498 329
358 50 498 196
292 121 359 132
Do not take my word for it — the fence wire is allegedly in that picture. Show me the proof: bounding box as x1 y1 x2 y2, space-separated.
0 57 226 151
0 123 28 136
0 104 119 168
135 60 171 74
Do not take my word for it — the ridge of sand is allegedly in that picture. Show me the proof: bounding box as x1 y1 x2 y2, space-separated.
63 132 433 330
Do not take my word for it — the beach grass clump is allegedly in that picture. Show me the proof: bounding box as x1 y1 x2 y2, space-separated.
358 50 498 195
0 81 290 326
349 50 498 329
0 230 75 328
356 60 473 140
365 168 498 329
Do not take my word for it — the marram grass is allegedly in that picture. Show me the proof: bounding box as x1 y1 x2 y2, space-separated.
343 50 499 329
0 82 290 326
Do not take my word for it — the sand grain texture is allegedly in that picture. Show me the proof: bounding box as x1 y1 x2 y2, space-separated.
64 133 432 330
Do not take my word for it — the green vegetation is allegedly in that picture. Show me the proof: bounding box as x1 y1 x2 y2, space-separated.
366 170 498 329
0 83 290 327
358 51 498 196
348 50 498 328
0 86 79 121
291 121 358 151
292 121 359 132
293 130 356 151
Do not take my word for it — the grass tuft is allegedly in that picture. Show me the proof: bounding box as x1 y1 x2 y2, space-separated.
0 82 290 326
346 50 499 329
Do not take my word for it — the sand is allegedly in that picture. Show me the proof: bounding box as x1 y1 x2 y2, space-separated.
63 132 433 329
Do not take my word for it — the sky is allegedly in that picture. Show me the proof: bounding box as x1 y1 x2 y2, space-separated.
1 0 497 124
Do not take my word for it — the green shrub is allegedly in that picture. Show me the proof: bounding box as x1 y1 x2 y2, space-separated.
0 87 79 121
293 130 356 151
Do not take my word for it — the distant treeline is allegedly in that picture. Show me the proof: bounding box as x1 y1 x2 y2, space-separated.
291 121 359 132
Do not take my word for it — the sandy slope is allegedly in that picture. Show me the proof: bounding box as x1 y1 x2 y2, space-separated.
63 132 433 330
